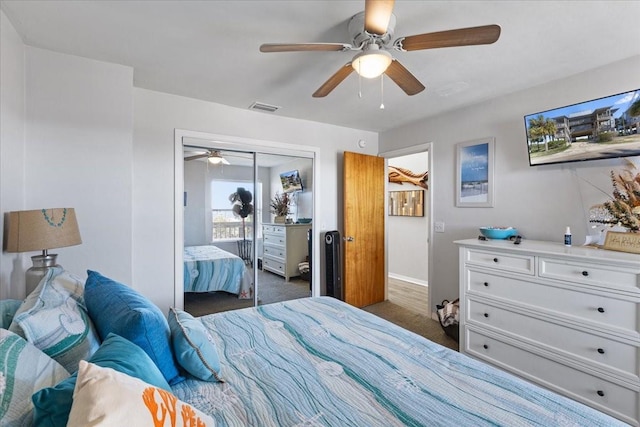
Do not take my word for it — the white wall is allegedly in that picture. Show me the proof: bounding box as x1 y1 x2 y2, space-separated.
2 16 134 298
24 47 134 285
380 55 640 309
0 10 26 299
387 152 429 285
133 88 378 312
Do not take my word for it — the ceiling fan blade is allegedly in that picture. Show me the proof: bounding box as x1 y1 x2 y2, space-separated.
364 0 395 35
260 43 351 53
385 60 425 96
184 153 209 161
313 63 355 97
399 24 501 51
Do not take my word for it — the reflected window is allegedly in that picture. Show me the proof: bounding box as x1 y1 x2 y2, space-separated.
211 180 262 241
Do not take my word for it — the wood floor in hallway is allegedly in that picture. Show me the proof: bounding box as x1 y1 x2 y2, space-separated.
387 277 428 314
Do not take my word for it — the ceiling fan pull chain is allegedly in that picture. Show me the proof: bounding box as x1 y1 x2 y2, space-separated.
380 75 385 109
358 63 363 98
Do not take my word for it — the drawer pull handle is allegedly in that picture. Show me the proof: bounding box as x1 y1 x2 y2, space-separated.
597 348 605 354
483 313 489 318
597 307 605 313
493 258 498 263
581 271 589 277
483 282 489 287
596 390 605 397
483 344 488 350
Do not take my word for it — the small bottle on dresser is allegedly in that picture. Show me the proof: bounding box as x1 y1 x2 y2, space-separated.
564 226 572 247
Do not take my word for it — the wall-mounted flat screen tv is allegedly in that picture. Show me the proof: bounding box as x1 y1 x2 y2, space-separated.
524 88 640 166
280 170 303 193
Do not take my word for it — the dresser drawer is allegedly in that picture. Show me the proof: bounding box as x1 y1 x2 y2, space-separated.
467 298 639 378
263 257 285 274
263 224 285 235
466 328 639 425
540 258 640 290
467 270 639 333
263 245 285 261
264 232 286 246
464 249 534 275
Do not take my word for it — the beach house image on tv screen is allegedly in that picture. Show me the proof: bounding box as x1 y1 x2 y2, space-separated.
280 170 303 193
524 88 640 166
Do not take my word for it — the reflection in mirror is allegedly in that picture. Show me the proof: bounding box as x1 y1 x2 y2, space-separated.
182 145 313 317
256 153 313 310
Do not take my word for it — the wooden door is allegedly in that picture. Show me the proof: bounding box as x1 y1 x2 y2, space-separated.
343 151 385 307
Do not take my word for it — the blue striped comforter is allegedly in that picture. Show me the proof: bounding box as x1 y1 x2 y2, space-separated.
183 245 251 298
172 297 625 426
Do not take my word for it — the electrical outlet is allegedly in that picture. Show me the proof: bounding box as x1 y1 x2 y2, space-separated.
435 222 445 233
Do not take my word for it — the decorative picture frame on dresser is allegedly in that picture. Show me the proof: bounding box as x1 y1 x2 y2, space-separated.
455 138 495 208
603 231 640 254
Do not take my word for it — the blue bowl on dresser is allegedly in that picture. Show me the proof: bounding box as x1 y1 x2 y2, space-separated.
479 227 518 240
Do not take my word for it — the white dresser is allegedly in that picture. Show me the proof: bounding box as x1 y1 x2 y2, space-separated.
262 223 311 281
456 238 640 425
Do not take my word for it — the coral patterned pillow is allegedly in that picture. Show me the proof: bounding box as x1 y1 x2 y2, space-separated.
67 360 214 427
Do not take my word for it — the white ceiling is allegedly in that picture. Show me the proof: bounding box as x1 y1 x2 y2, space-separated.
2 0 639 133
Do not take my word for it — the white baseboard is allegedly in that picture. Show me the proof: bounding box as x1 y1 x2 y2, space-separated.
388 273 428 287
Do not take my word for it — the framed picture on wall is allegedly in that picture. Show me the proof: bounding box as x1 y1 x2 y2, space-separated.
389 190 424 216
455 138 495 207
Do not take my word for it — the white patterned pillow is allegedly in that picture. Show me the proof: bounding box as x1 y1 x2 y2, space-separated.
0 328 70 426
9 267 100 373
67 360 215 426
0 300 22 330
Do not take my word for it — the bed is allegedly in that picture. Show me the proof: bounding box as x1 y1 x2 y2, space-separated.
3 270 628 426
171 296 626 426
183 245 252 299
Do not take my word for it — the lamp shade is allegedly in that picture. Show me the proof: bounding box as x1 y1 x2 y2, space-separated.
6 208 82 253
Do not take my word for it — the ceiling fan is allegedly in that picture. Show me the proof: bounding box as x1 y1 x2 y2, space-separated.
184 150 230 165
260 0 501 97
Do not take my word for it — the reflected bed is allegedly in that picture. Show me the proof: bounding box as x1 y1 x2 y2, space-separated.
183 245 252 299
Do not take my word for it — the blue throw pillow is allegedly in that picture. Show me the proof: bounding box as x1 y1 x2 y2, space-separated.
168 307 223 382
31 333 172 427
83 270 183 385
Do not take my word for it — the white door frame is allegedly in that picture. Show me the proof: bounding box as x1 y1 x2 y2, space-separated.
174 129 321 310
378 142 433 317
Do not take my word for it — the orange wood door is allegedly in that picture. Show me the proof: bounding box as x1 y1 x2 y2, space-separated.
343 151 385 308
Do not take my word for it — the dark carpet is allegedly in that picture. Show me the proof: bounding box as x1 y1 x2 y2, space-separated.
185 269 458 351
184 268 310 317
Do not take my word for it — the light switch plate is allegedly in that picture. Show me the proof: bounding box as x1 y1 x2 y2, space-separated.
435 222 445 233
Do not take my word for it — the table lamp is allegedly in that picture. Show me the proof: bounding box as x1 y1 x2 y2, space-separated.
5 208 82 295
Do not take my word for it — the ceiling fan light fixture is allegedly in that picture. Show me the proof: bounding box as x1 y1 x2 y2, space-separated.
351 44 392 79
208 151 230 165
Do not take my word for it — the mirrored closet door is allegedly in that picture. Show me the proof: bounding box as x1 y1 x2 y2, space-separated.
181 143 314 316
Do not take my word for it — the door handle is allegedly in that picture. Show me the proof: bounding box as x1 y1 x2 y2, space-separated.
343 236 354 242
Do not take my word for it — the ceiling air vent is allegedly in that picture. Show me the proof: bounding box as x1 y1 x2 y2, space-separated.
248 102 280 113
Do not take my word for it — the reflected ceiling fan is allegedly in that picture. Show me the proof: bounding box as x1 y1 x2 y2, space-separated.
260 0 501 97
184 150 230 165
